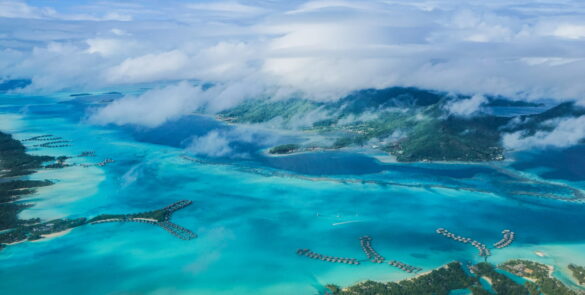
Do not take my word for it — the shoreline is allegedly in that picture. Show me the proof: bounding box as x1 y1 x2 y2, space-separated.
39 228 74 240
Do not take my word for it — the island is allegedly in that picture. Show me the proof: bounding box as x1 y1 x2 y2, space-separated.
269 144 301 155
1 130 197 251
325 262 477 295
218 87 585 162
1 131 84 247
327 260 584 295
569 264 585 285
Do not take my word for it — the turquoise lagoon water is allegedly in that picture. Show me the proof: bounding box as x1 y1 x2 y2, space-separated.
1 93 585 294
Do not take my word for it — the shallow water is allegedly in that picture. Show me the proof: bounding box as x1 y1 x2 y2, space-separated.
1 92 585 294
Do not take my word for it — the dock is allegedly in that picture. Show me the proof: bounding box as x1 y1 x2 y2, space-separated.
296 249 360 265
22 134 62 142
388 260 422 273
360 235 385 263
77 151 96 157
33 140 71 148
436 228 491 257
90 200 197 240
493 230 515 249
296 236 422 273
96 158 114 167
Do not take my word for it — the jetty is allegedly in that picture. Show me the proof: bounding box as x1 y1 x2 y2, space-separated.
81 158 115 168
388 260 423 273
296 249 360 265
77 151 96 157
89 200 197 240
34 140 71 148
436 228 490 257
493 230 515 249
22 134 62 142
96 158 114 167
360 236 385 263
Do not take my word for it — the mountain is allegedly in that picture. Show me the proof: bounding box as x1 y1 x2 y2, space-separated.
218 87 583 162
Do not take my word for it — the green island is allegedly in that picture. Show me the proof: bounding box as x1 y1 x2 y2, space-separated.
0 131 84 249
326 260 585 295
569 264 585 285
1 130 196 250
326 262 477 295
269 144 301 155
218 87 585 162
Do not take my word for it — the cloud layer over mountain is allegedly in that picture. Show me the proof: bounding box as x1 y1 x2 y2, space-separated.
1 0 585 101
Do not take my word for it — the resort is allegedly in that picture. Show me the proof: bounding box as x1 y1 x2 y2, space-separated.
360 235 385 263
34 140 71 148
388 260 423 273
436 228 491 257
90 200 197 240
493 229 515 249
297 236 422 273
296 249 360 265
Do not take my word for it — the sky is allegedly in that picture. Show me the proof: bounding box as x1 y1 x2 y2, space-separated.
2 0 585 99
2 0 585 135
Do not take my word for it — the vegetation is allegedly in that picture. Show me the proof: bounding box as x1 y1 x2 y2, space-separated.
219 99 321 123
474 262 528 295
569 264 585 285
500 259 582 295
326 262 479 295
0 131 84 249
327 260 584 295
269 144 301 155
0 131 54 177
219 87 583 162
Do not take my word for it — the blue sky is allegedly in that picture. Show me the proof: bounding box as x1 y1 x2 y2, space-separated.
1 0 585 104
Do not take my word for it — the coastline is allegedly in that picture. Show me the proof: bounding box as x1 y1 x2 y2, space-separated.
39 228 73 240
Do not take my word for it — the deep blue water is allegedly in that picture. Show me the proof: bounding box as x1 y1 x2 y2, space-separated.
512 145 585 181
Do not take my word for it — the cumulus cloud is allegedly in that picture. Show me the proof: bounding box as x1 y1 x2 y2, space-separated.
2 0 585 116
445 94 487 117
185 126 281 158
0 1 56 19
503 115 585 150
186 131 235 157
89 81 201 127
106 50 191 83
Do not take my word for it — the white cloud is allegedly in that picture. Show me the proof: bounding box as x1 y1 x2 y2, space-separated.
186 130 235 157
553 24 585 39
503 115 585 150
186 1 268 17
185 126 281 158
88 81 202 127
2 0 585 109
105 50 191 84
0 1 56 19
445 94 487 117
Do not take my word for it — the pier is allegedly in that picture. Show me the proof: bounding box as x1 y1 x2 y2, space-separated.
388 260 422 273
90 200 197 240
81 158 115 167
34 140 71 148
296 249 360 265
436 228 490 257
22 134 62 142
77 151 96 157
360 236 385 263
297 236 422 273
493 230 515 249
96 158 114 167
